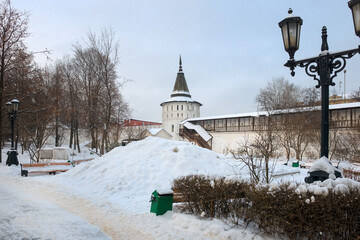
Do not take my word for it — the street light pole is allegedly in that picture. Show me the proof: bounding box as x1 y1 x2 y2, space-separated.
279 5 360 183
6 99 19 166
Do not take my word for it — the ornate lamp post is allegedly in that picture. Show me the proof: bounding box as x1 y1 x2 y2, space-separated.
279 5 360 183
6 99 19 166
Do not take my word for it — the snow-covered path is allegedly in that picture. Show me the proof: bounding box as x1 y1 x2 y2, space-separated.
0 176 110 239
0 173 157 240
0 171 242 240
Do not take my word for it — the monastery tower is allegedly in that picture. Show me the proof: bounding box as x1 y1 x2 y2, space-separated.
160 56 202 140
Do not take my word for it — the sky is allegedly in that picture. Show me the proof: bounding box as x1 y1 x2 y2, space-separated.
11 0 360 122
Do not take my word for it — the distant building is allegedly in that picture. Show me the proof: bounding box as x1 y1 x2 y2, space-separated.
120 119 162 145
122 119 162 128
181 102 360 156
120 56 360 160
160 56 202 140
141 128 172 140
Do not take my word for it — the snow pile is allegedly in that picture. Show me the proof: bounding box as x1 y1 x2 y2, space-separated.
55 137 234 213
294 178 360 196
307 156 342 180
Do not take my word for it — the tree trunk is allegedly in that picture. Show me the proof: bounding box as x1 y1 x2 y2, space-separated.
76 127 81 153
69 120 73 149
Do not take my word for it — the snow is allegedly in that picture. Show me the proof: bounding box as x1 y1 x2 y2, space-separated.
53 137 233 213
1 137 360 239
182 122 212 142
308 156 335 174
156 189 174 195
161 96 201 104
307 156 342 180
184 102 360 122
147 128 162 135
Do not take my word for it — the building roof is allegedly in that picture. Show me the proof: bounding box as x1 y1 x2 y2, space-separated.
160 56 202 106
171 56 190 98
183 101 360 122
122 119 162 127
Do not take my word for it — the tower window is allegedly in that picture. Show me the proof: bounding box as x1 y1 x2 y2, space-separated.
177 105 179 110
181 105 183 110
172 125 174 132
171 106 173 111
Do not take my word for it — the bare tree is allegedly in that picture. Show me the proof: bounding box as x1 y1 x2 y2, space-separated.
254 77 299 182
60 57 82 152
0 0 29 162
72 28 129 155
229 136 277 184
351 87 360 100
16 68 55 162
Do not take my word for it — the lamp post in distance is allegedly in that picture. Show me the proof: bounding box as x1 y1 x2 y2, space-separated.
6 99 19 166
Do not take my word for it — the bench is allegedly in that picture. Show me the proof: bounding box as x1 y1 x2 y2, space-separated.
72 158 94 165
20 158 95 177
273 170 300 177
172 188 184 203
20 162 71 177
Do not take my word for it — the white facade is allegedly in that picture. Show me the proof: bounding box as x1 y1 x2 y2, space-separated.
162 101 201 140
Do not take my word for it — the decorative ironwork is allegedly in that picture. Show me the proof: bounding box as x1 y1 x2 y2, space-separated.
286 47 360 88
283 26 360 160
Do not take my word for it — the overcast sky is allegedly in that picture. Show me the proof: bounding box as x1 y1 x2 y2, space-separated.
12 0 360 122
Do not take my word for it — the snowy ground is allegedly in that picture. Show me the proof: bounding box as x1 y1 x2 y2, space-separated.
0 137 358 239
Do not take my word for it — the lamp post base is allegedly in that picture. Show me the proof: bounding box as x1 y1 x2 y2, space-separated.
6 149 19 166
304 156 342 184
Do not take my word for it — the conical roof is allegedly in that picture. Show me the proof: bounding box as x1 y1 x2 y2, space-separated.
160 56 202 106
171 56 191 98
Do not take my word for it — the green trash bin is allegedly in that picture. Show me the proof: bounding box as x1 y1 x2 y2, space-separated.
150 189 174 216
292 161 299 167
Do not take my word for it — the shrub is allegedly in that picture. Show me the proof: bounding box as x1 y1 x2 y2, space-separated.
173 175 360 239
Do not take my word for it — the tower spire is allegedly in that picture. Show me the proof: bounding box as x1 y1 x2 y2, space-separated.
171 55 190 97
179 55 183 72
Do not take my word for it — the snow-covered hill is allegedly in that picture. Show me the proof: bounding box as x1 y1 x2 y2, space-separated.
55 137 235 213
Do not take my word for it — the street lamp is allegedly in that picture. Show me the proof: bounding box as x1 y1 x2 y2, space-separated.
6 99 19 166
348 0 360 37
279 6 360 183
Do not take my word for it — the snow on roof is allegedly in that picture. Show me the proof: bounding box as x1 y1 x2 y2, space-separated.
184 101 360 122
328 101 360 110
171 90 190 95
161 96 202 105
184 111 265 122
122 119 162 127
183 122 212 142
147 128 162 135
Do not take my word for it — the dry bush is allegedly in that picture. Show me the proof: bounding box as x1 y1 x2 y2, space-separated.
173 175 248 218
173 175 360 239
